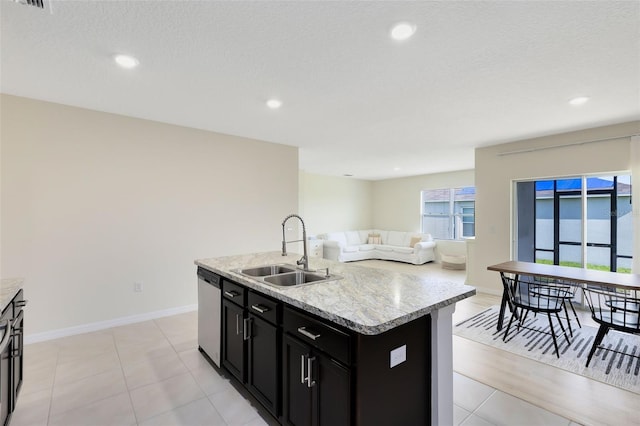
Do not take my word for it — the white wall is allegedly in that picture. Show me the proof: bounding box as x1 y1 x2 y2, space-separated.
371 170 475 232
370 170 474 265
472 121 640 295
298 171 373 235
632 135 640 276
1 94 299 336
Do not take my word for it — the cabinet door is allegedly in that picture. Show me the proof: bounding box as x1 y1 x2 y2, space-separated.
0 309 12 426
282 334 313 426
12 310 24 404
315 352 350 426
222 299 245 382
247 314 280 416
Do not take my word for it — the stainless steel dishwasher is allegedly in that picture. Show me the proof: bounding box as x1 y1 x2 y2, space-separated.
197 267 221 367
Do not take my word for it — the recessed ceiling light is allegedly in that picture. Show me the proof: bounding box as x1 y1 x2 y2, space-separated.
569 96 589 106
114 54 139 69
393 167 401 171
266 99 282 109
390 22 416 41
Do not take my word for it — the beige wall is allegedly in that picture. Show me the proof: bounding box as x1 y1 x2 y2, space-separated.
371 170 475 265
5 95 636 335
299 170 476 237
371 170 475 232
632 136 640 273
472 121 640 295
1 95 298 336
298 171 373 235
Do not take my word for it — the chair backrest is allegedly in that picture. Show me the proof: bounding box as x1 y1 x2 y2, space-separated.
501 274 570 312
535 277 580 298
583 286 640 333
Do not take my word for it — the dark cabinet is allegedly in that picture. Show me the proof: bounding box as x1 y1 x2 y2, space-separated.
12 292 25 406
247 313 279 414
0 307 12 426
282 308 351 426
315 351 350 426
0 289 26 426
246 291 281 416
282 334 313 425
222 297 246 382
211 272 431 426
221 280 282 417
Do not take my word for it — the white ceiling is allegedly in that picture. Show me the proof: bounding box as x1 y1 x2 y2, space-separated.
1 1 638 180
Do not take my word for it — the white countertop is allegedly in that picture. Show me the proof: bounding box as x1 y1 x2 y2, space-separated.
195 252 475 335
0 278 23 312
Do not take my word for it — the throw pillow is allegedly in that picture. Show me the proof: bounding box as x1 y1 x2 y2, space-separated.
368 233 382 244
409 236 422 248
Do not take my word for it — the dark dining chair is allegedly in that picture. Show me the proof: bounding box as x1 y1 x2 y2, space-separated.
582 286 640 367
501 274 572 358
528 278 582 336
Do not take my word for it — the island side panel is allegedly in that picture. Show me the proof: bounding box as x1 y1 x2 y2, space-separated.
431 303 456 426
354 315 431 425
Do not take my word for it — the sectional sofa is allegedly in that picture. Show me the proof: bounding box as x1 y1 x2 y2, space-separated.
318 229 436 265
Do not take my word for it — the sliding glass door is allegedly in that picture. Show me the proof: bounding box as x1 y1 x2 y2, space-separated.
556 186 583 267
516 175 632 273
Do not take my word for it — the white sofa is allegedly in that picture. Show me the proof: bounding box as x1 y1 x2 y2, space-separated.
319 230 436 265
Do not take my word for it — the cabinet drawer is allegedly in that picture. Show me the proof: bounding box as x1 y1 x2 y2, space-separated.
222 280 246 307
248 292 280 325
283 307 350 365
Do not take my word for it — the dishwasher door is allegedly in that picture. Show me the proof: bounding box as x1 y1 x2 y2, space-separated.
197 267 221 367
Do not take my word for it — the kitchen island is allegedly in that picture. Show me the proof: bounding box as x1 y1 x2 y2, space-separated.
196 252 475 426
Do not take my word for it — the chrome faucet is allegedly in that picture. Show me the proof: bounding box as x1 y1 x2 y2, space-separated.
281 214 309 271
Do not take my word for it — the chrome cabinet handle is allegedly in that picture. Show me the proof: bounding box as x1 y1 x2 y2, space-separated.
14 300 27 308
306 356 316 388
243 318 251 340
0 319 11 354
300 355 306 384
224 290 239 298
251 304 270 314
297 326 321 341
11 312 23 357
11 310 23 335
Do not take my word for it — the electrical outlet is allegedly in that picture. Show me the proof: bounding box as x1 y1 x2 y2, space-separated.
134 282 143 292
390 345 406 368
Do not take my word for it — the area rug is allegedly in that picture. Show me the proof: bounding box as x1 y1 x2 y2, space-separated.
454 306 640 395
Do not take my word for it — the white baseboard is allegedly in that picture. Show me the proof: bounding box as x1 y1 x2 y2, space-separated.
24 304 198 345
471 286 502 297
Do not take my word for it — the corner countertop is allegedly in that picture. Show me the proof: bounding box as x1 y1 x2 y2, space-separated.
195 252 475 335
0 278 23 313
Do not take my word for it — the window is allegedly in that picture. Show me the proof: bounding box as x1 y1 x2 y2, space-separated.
421 187 475 240
515 175 633 273
461 206 475 237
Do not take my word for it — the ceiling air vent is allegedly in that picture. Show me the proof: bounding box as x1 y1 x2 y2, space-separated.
12 0 53 13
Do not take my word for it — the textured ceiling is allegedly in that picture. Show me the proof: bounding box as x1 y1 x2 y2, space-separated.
1 1 639 180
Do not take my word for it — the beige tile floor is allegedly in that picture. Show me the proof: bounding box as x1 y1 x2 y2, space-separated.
12 261 579 426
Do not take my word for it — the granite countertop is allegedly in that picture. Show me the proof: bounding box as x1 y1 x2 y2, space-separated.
195 251 475 335
0 278 24 312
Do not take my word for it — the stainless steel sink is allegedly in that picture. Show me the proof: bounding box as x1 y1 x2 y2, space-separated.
234 264 342 288
263 271 327 287
240 265 296 277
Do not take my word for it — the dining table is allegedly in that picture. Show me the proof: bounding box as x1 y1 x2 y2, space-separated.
487 261 640 331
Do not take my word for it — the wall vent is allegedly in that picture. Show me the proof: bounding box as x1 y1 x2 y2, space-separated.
12 0 53 13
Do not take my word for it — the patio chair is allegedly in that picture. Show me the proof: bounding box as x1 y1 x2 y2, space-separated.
582 286 640 367
501 274 572 358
